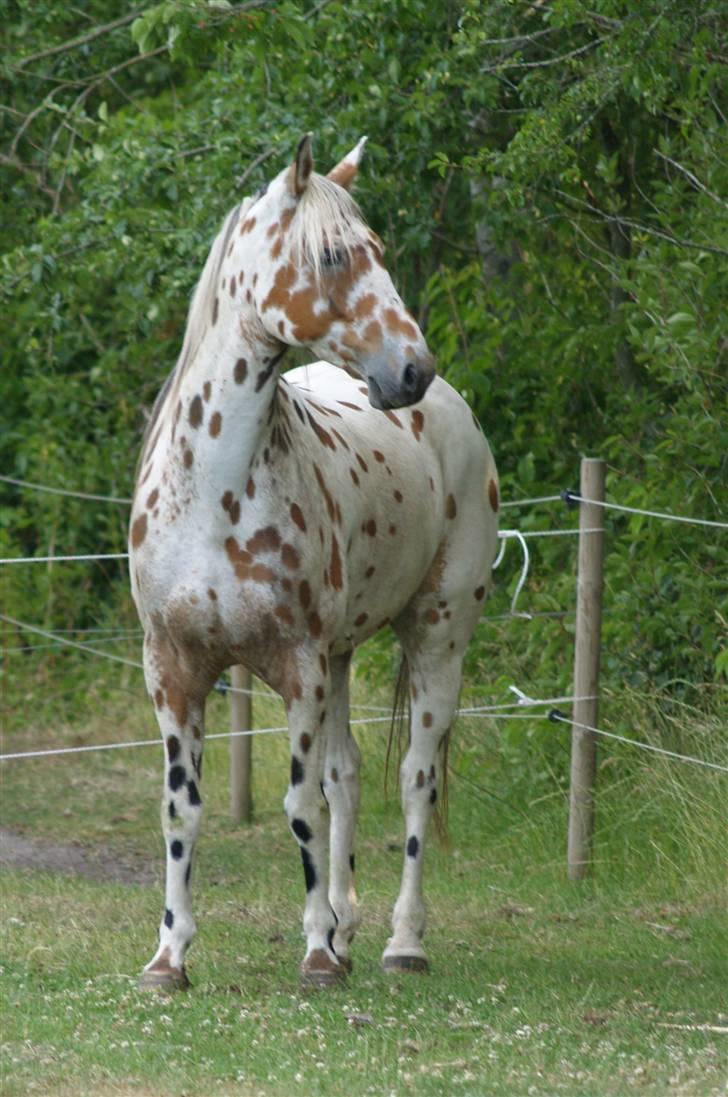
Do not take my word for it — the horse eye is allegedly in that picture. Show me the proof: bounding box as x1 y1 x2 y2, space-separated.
322 246 343 268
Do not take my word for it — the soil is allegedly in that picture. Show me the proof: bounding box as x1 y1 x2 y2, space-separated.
0 827 158 886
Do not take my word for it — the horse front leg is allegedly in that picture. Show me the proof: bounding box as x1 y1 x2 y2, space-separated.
139 648 206 991
284 658 346 988
323 654 361 971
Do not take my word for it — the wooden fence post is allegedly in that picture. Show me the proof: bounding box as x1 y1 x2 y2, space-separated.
229 664 253 823
567 457 606 880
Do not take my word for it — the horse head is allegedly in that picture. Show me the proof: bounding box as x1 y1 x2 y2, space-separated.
237 135 435 410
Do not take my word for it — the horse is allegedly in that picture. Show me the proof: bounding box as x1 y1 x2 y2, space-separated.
129 134 499 991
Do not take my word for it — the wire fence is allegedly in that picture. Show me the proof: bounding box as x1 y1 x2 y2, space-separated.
2 471 726 778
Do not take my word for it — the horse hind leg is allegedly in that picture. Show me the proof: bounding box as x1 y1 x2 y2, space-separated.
139 646 207 992
381 647 463 974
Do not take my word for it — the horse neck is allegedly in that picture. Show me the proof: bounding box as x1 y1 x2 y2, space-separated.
166 293 285 499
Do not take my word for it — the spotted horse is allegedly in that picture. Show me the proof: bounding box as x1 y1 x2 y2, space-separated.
129 134 499 991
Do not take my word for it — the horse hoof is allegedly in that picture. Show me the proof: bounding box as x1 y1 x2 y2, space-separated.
300 948 347 989
382 954 429 974
138 966 190 993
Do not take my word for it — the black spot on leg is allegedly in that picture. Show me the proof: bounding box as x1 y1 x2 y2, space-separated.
164 908 174 929
169 765 187 791
171 840 184 860
188 780 201 807
349 853 356 874
185 863 192 887
300 846 316 892
168 801 176 819
291 756 304 786
407 836 420 858
430 789 437 805
291 817 312 843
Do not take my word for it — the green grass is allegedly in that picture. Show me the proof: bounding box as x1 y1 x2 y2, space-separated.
1 650 727 1096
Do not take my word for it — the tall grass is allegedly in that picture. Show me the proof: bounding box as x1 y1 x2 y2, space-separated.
1 638 726 1096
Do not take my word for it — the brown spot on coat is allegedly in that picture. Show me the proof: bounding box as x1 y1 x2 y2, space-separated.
475 585 486 601
212 297 219 326
225 536 275 583
489 478 499 512
424 608 440 625
240 216 256 235
275 605 295 626
411 410 424 440
281 543 300 570
131 513 148 548
183 448 194 469
246 526 281 555
299 580 312 609
209 411 222 438
313 464 338 524
189 395 204 429
308 612 322 639
354 612 368 627
423 712 433 728
146 488 159 510
203 381 211 402
234 358 248 384
246 477 256 499
330 535 343 590
300 732 312 753
383 307 419 341
446 493 457 519
290 503 307 532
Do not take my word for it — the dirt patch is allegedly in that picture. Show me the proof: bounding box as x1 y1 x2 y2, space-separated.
0 827 158 886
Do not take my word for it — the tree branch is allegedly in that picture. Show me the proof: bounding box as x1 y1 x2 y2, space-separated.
654 149 728 209
14 10 144 71
552 188 728 257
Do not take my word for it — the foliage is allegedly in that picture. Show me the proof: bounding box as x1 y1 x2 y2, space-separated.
1 1 726 764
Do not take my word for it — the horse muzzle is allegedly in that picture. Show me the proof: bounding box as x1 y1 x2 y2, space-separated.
365 353 435 410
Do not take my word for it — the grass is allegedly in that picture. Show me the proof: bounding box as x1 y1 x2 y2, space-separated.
1 642 727 1096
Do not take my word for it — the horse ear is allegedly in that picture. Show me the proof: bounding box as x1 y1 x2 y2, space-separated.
327 136 368 190
290 133 314 196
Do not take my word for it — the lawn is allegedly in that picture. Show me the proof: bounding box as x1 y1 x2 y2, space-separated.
1 651 726 1096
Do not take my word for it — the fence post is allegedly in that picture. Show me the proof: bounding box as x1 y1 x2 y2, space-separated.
229 664 253 823
567 457 606 880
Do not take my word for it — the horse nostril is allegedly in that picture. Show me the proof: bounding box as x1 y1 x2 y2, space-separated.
403 363 418 391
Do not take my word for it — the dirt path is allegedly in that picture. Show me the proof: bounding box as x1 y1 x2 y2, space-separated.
0 827 158 886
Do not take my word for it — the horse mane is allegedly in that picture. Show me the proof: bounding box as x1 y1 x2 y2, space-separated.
289 172 371 280
178 196 251 373
138 196 253 462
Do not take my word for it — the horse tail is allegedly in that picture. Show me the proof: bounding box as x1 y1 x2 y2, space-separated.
385 655 410 801
385 654 450 843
